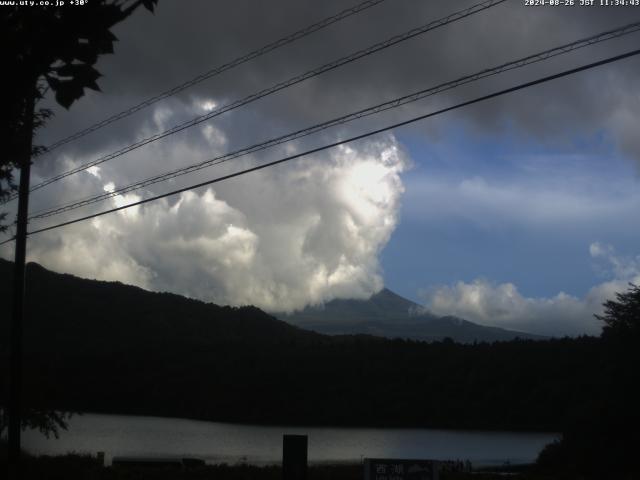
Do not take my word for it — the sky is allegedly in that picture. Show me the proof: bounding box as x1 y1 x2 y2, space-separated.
2 0 640 337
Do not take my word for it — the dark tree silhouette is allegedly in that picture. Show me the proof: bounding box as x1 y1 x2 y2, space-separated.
537 283 640 479
0 0 158 230
0 408 71 440
0 0 158 444
596 283 640 339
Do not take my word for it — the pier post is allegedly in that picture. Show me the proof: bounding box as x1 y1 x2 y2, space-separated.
282 434 307 480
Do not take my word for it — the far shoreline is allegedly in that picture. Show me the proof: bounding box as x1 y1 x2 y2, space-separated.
52 409 563 436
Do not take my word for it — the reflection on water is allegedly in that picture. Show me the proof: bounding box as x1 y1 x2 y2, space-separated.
22 413 558 467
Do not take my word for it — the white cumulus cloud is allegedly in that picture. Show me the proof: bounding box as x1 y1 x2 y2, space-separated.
420 243 640 337
7 124 406 312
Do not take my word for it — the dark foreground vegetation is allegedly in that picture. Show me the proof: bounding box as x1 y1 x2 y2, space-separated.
1 260 639 478
0 260 603 430
0 449 579 480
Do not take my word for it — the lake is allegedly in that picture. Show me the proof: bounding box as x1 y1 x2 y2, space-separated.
22 413 558 467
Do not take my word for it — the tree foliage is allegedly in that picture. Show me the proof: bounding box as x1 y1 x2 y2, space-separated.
0 0 158 229
0 407 72 439
595 282 640 340
0 0 158 438
536 283 640 479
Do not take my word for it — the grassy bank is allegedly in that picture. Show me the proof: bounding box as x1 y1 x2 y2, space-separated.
0 451 579 480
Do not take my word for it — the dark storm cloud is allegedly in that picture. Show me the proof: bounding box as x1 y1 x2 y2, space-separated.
35 0 640 168
4 0 639 311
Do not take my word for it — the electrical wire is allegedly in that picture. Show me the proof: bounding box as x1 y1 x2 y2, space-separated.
24 47 640 238
10 0 507 202
40 0 390 154
28 20 640 220
0 235 16 247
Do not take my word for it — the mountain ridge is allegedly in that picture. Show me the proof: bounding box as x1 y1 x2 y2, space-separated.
276 287 545 343
1 258 544 343
0 258 596 431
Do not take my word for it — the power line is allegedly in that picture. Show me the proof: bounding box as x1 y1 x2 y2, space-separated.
40 0 390 154
12 0 507 201
0 236 16 247
24 0 507 195
24 47 640 238
28 20 640 220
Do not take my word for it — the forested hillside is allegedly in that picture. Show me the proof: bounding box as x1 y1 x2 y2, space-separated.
0 260 602 431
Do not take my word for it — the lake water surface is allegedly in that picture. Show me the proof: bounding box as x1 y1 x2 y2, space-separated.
22 413 558 467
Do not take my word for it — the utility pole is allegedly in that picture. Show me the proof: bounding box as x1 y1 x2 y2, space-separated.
8 85 36 480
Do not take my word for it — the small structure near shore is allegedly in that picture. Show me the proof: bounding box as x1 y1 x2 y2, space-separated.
283 434 308 480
